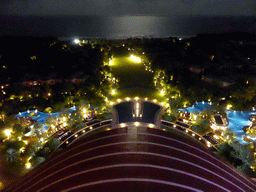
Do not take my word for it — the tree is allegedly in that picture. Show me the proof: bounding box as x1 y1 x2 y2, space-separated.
237 164 255 177
32 122 45 137
45 115 58 128
191 116 211 135
3 140 25 151
30 156 45 168
223 128 236 143
45 137 61 151
5 148 20 162
31 140 43 151
230 141 255 168
12 123 25 134
215 143 235 163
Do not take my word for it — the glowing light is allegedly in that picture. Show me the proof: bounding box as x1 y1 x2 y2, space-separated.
74 39 80 44
126 97 131 101
120 123 126 128
66 141 69 144
111 89 116 95
144 97 148 101
136 102 140 117
18 137 22 141
148 124 154 128
26 162 31 169
23 140 28 145
90 127 93 130
75 134 78 137
117 99 122 103
82 130 85 133
19 147 25 153
226 104 232 110
161 90 165 95
134 122 140 126
130 55 141 63
4 129 12 137
153 99 157 103
135 97 139 101
213 135 219 139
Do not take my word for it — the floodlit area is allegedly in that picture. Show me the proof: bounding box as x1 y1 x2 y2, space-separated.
109 56 165 102
130 55 141 63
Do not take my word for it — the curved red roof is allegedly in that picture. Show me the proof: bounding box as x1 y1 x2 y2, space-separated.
4 126 256 192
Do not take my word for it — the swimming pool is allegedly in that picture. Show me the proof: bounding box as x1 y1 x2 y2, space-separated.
180 102 256 144
15 107 77 135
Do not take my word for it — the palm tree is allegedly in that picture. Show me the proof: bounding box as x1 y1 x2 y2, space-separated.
5 148 20 162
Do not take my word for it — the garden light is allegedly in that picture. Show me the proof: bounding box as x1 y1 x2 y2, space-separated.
26 162 31 169
4 129 12 138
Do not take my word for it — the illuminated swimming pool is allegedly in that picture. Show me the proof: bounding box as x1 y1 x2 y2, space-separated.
15 107 77 134
180 102 256 144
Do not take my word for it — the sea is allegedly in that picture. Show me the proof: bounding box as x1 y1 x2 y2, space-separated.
1 15 256 39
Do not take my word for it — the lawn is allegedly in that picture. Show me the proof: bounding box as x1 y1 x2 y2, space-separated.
110 56 165 102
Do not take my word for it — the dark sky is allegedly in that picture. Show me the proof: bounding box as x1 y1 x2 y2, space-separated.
2 0 256 16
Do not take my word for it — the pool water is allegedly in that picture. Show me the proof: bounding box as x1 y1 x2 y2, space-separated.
15 107 77 134
180 102 256 144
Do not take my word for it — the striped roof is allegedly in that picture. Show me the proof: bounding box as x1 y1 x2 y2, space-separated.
4 126 256 192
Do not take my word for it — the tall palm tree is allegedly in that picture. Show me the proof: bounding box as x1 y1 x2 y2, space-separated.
5 148 20 162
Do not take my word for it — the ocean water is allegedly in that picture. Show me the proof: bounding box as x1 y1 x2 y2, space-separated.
1 15 256 39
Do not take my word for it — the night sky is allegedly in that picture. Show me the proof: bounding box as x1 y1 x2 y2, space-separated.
1 0 256 37
2 0 256 16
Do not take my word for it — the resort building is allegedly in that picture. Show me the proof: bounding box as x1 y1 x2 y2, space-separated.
4 100 256 192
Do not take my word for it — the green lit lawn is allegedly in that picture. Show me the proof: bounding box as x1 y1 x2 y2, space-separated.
110 56 165 102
